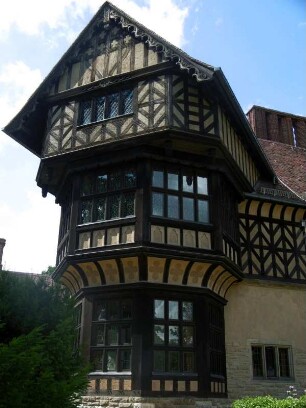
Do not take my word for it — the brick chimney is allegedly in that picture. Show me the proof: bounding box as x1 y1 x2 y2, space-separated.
247 105 306 148
0 238 6 270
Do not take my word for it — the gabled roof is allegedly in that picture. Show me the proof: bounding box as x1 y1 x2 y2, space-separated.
3 1 274 181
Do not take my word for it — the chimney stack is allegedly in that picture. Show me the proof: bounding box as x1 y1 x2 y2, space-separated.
0 238 6 270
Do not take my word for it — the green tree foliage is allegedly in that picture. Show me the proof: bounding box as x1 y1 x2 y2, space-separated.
0 271 88 408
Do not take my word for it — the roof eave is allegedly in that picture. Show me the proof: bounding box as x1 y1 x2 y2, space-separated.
212 68 275 180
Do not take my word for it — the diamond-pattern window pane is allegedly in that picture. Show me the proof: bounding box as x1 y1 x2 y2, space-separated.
121 349 131 371
80 100 91 125
80 200 92 223
81 175 94 196
182 326 194 346
96 174 107 193
95 198 106 221
109 194 120 219
109 172 122 191
122 90 133 114
123 170 136 188
121 193 135 217
109 93 119 118
96 96 105 121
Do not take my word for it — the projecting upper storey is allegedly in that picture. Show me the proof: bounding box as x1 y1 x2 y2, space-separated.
4 1 274 192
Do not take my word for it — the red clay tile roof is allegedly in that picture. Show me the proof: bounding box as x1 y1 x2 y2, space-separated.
259 139 306 200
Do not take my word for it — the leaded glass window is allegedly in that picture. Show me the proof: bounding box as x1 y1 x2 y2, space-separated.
153 299 195 373
79 89 133 125
79 168 136 225
91 299 132 372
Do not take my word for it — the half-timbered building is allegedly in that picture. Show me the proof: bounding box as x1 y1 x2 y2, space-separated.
4 2 306 407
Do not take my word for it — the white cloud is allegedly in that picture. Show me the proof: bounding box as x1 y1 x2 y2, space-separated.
0 0 191 274
0 189 60 273
0 61 43 151
0 0 189 47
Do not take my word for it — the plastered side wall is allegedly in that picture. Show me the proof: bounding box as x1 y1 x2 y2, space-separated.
225 280 306 399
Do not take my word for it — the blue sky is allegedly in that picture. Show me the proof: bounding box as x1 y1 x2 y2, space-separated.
0 0 305 273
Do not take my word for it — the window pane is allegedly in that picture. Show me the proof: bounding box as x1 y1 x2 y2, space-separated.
80 100 91 125
183 352 194 372
96 96 106 121
95 325 105 346
198 200 209 223
109 194 120 218
183 197 194 221
107 325 119 345
265 346 277 377
109 172 122 190
168 173 179 190
183 174 194 192
279 348 290 377
81 175 94 196
120 325 131 345
169 301 179 320
123 170 136 188
197 176 208 195
182 302 193 321
154 351 165 371
120 350 131 371
169 351 180 372
122 90 133 114
152 192 164 216
154 300 164 319
80 200 92 223
154 325 165 344
106 350 117 371
108 301 120 320
182 326 194 346
95 197 106 221
252 346 263 377
96 174 108 193
91 350 103 370
121 300 132 319
109 93 119 118
121 193 135 217
169 326 179 345
152 170 164 188
95 302 106 321
167 195 179 219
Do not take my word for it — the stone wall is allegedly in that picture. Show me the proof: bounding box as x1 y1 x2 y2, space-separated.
225 280 306 400
78 396 232 408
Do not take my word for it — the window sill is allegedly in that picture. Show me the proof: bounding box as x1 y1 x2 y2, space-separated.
77 113 133 129
89 371 132 376
152 372 198 377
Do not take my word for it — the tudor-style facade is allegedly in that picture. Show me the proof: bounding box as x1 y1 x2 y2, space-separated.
4 2 306 405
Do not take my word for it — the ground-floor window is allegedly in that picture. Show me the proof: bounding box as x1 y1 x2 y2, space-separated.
252 345 293 379
91 299 132 372
153 299 195 373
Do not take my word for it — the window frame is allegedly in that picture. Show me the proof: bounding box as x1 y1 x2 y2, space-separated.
78 168 136 226
90 299 133 373
251 345 293 380
152 299 196 374
78 89 133 126
151 166 210 225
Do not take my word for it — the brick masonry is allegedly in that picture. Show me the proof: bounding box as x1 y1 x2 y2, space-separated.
247 106 306 149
